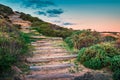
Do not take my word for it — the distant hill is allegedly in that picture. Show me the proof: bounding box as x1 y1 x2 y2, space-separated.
0 4 14 19
0 4 73 38
18 12 73 38
0 4 119 38
0 4 14 28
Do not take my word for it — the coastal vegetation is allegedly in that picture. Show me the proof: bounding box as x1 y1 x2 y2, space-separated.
0 4 120 80
20 12 73 38
64 29 120 80
65 29 101 49
0 19 31 79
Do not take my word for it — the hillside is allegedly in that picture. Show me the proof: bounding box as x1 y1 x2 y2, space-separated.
18 12 73 38
0 4 13 20
0 4 32 80
0 4 120 80
0 3 73 80
0 3 73 38
1 3 119 39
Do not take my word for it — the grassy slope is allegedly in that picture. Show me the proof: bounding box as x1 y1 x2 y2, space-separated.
19 12 73 39
0 4 32 79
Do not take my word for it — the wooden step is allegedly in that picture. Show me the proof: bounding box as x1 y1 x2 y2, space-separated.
36 37 63 41
31 42 54 44
31 36 47 39
27 55 77 63
35 47 64 50
26 73 74 80
33 49 68 53
30 63 74 71
31 43 55 46
36 40 50 42
33 51 69 54
31 41 62 45
29 68 70 75
33 53 68 58
32 41 48 43
31 44 56 47
30 59 74 66
49 37 63 40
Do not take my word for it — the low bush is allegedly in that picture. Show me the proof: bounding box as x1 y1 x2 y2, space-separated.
83 58 103 69
113 70 120 80
102 36 117 42
65 37 74 48
0 25 30 78
115 39 120 48
19 32 31 44
32 24 73 38
0 37 27 77
19 12 73 39
110 55 120 72
20 12 43 22
0 4 13 17
77 43 120 70
65 30 101 50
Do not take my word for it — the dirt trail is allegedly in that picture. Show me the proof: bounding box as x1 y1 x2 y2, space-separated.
26 37 78 80
25 36 112 80
8 12 112 80
9 12 31 33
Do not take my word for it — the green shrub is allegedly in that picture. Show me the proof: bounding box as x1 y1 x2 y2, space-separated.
115 39 120 49
65 29 101 49
0 4 13 17
77 43 120 69
19 32 31 44
83 58 103 69
0 38 16 75
113 70 120 80
19 11 74 38
78 46 106 69
0 25 30 77
103 36 117 42
32 24 73 38
0 36 29 75
20 12 43 22
110 55 120 72
65 37 74 48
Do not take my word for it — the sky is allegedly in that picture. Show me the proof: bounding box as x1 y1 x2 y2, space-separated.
0 0 120 32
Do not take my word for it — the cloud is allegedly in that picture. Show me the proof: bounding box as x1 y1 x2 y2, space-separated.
22 0 55 9
8 0 65 17
53 20 61 23
11 0 64 17
35 9 64 17
5 0 55 9
63 22 75 26
35 11 46 16
6 0 65 19
47 9 64 17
